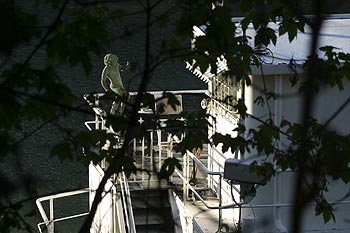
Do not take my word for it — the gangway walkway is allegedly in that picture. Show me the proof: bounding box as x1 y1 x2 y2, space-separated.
82 90 241 232
36 90 241 233
83 90 241 232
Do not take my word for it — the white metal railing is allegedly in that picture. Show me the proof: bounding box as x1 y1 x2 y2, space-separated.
83 90 224 232
82 90 350 233
36 189 89 233
88 162 136 233
36 168 136 233
83 90 207 184
118 171 136 233
170 190 194 233
173 146 242 232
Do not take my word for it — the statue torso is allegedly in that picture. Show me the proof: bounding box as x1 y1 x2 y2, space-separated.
106 64 124 95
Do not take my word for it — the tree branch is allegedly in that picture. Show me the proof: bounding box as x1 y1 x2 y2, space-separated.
79 1 154 231
292 1 325 231
1 0 70 87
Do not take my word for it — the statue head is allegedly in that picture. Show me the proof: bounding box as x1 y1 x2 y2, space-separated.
104 53 118 66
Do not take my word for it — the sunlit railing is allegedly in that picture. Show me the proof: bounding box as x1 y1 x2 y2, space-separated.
36 189 90 233
88 162 136 233
175 149 241 232
83 90 239 232
118 171 136 233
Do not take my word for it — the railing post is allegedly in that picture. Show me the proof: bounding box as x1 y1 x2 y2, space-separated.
142 136 145 182
218 176 222 232
150 130 153 172
95 97 99 130
157 130 162 172
121 171 136 233
49 199 54 233
157 127 168 171
183 152 187 202
149 130 154 158
112 184 116 233
168 133 173 183
167 133 172 158
133 138 136 156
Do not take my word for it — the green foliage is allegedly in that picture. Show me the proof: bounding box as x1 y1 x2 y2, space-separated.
249 123 279 154
0 173 26 232
51 141 75 161
0 1 127 229
0 0 39 55
160 157 182 179
302 46 350 91
250 161 275 177
174 125 208 154
171 110 210 154
158 92 181 112
275 151 297 171
116 155 136 177
0 175 15 195
255 26 277 46
0 206 22 233
212 133 249 154
141 93 156 110
234 98 247 118
278 16 305 42
46 5 110 74
0 132 14 155
315 199 335 223
78 130 118 163
2 0 350 230
0 89 22 131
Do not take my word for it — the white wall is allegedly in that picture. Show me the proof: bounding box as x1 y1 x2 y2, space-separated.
240 74 350 232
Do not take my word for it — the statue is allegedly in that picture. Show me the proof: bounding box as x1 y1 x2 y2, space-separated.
101 54 129 114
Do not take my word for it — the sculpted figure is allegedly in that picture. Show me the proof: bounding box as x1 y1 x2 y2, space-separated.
101 54 129 114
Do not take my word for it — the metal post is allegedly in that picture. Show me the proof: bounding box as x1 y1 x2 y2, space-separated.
186 152 190 201
168 133 173 182
150 130 153 172
183 152 187 202
149 130 153 158
133 138 136 157
132 138 136 182
167 133 172 158
49 199 54 233
218 177 222 232
112 186 115 233
95 98 100 130
142 136 145 182
157 130 162 172
118 175 129 232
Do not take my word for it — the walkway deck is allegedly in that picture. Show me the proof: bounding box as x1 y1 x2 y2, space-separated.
129 140 237 233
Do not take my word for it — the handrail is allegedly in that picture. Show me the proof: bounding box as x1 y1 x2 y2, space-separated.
82 90 222 232
182 150 240 209
176 149 243 232
118 171 136 233
84 90 207 99
186 150 223 176
36 189 89 233
36 172 137 233
170 190 194 233
172 136 240 207
37 212 89 233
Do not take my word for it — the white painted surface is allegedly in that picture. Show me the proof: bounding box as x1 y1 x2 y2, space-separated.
89 163 116 233
243 18 350 65
208 73 350 232
241 75 350 232
197 17 350 232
